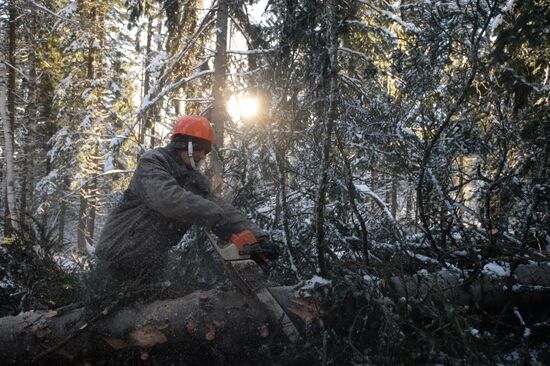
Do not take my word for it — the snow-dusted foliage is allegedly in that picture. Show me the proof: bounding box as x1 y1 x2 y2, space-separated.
1 0 549 363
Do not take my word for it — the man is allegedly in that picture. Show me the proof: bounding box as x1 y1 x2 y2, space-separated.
95 115 278 282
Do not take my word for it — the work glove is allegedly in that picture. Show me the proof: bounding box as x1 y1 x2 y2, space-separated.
230 230 280 263
253 238 279 262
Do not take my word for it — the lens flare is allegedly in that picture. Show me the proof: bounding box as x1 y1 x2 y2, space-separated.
228 95 260 122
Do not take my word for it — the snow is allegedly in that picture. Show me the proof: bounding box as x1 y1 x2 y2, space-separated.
452 250 468 257
363 273 379 283
226 49 275 55
355 184 370 193
513 307 531 338
490 0 517 33
503 351 521 362
299 275 332 291
511 284 547 293
80 115 92 129
407 250 439 264
146 52 167 72
104 155 115 172
482 262 510 278
59 0 78 17
360 1 421 33
109 135 124 149
35 170 58 195
256 206 272 214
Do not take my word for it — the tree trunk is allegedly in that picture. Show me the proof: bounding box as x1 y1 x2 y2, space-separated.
59 198 66 243
314 0 339 276
0 31 19 232
86 182 97 243
391 177 398 219
77 192 89 252
388 263 550 311
0 288 294 364
139 13 154 147
209 0 229 194
20 4 38 225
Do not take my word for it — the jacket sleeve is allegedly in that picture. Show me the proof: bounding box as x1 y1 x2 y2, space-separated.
133 154 225 227
187 170 269 241
209 196 269 242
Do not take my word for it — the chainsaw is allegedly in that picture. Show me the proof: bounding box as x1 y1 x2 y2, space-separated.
204 229 301 343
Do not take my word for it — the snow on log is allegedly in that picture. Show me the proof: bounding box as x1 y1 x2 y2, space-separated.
0 288 281 364
388 263 550 309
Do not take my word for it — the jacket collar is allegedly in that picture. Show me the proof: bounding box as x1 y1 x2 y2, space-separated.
164 143 187 167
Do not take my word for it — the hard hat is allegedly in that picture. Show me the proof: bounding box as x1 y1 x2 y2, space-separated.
170 115 216 144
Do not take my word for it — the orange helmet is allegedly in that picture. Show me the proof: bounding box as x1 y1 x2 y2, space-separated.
171 115 216 143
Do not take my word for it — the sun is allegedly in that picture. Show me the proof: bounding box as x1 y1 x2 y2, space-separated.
228 95 260 122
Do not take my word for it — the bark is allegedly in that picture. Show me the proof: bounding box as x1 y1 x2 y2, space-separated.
0 28 19 232
139 12 154 147
336 134 369 264
77 192 89 252
388 263 550 310
209 0 229 194
391 177 398 220
20 3 38 224
0 289 276 364
314 0 339 276
5 0 18 233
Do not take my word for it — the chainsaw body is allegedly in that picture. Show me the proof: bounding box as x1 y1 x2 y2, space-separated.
206 231 300 343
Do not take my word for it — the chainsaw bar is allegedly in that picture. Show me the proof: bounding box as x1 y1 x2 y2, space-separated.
205 231 300 343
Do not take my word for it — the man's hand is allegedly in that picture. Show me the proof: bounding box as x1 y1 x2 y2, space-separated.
230 230 279 262
253 238 279 261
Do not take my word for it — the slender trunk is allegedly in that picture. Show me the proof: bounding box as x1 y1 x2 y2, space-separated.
370 170 377 212
86 180 97 244
336 135 369 265
1 36 19 232
314 0 338 276
269 124 298 272
391 177 398 219
140 13 153 147
20 5 38 224
406 187 413 222
59 199 66 243
210 0 228 194
77 1 103 252
77 192 89 252
3 0 18 233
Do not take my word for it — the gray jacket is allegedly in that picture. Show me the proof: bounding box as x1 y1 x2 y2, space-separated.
95 144 267 277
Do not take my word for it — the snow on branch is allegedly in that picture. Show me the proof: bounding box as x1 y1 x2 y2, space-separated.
138 70 214 117
359 1 421 34
63 170 135 198
30 1 79 25
226 48 276 55
354 183 405 240
141 9 216 116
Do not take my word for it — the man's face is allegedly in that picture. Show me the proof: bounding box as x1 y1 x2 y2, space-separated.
178 147 207 168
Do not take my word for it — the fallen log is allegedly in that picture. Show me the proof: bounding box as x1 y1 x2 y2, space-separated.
0 288 293 365
1 263 549 364
388 262 550 310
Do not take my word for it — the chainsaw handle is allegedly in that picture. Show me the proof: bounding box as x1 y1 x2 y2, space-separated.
230 230 258 253
230 230 271 264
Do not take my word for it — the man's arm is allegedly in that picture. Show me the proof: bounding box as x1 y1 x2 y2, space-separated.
210 198 269 241
133 154 225 227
